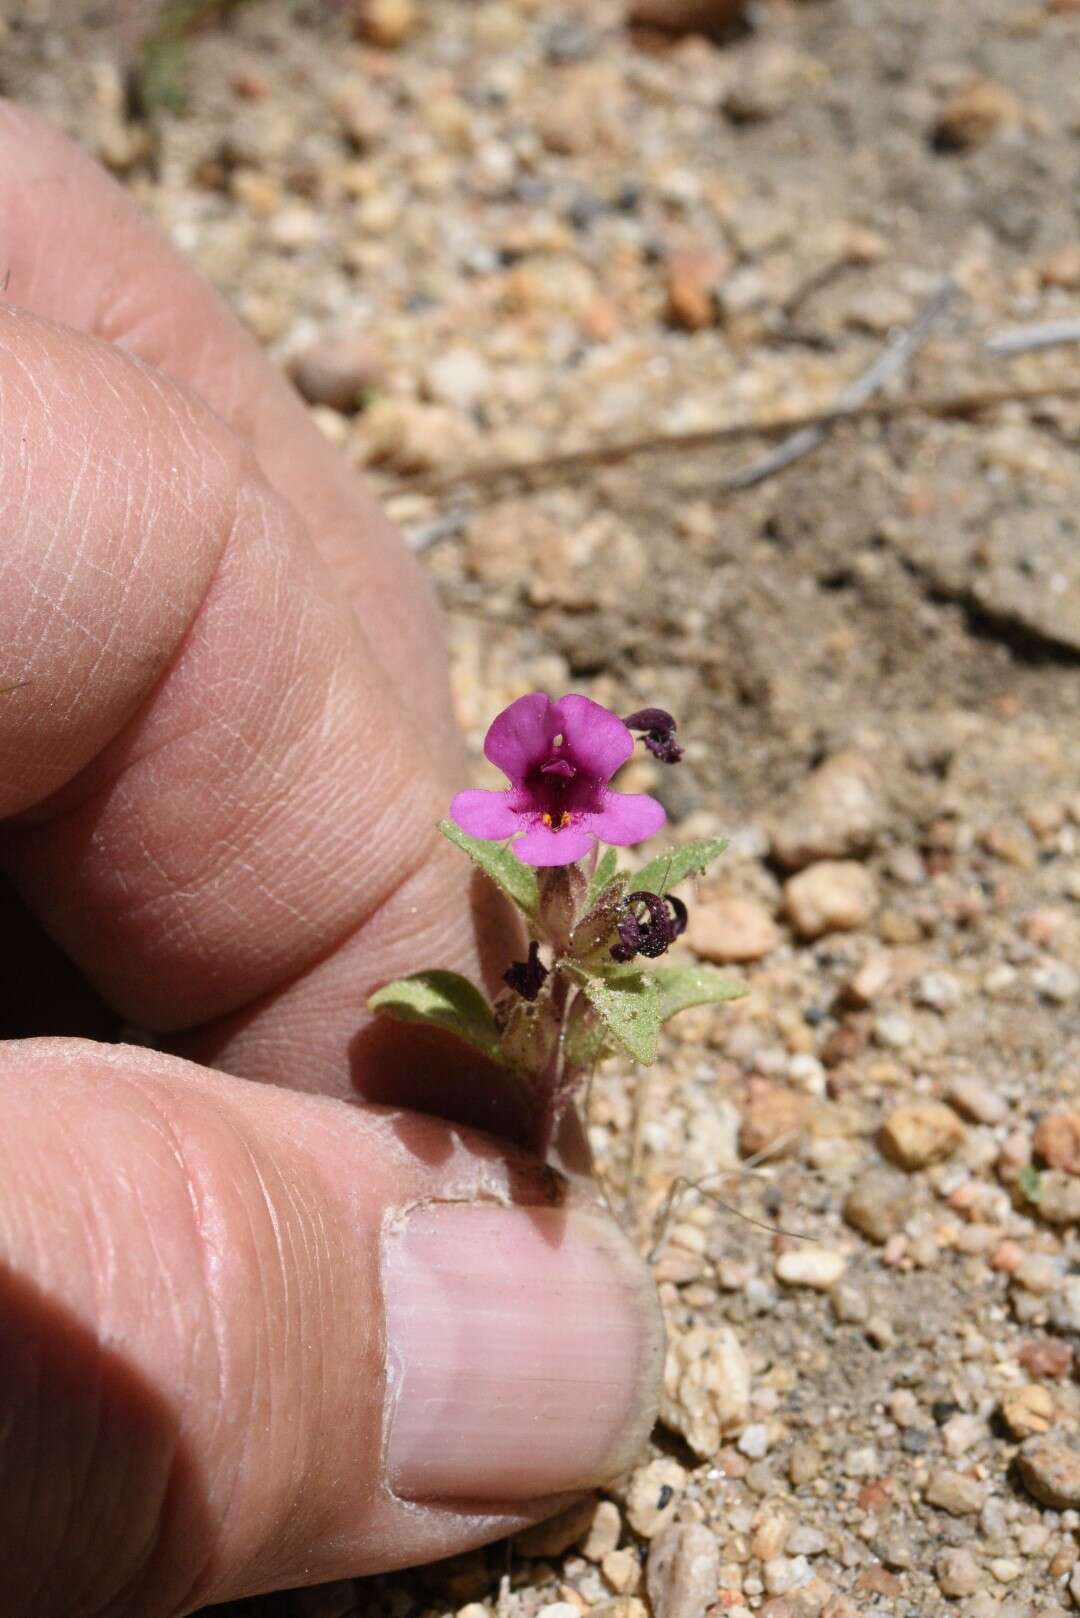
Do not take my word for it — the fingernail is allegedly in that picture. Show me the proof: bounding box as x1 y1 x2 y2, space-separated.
382 1203 663 1502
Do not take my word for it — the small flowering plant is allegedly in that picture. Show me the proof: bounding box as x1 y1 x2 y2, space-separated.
369 693 744 1148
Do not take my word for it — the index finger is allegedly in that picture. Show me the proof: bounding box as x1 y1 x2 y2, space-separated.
0 100 459 773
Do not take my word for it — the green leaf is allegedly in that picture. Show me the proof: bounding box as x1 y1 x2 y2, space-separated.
1017 1164 1042 1204
633 837 729 897
369 971 503 1063
585 846 620 910
438 819 538 919
569 965 663 1066
562 991 610 1070
651 963 747 1022
137 39 190 115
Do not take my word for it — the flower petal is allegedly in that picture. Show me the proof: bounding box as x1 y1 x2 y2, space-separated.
450 789 522 841
483 693 559 787
512 820 595 867
555 694 634 782
589 789 667 847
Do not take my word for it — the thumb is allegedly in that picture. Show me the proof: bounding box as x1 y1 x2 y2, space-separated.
0 1039 662 1616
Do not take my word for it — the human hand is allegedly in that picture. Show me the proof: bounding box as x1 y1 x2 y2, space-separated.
0 105 662 1616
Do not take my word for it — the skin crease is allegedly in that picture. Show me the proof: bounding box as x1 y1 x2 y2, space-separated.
0 104 663 1616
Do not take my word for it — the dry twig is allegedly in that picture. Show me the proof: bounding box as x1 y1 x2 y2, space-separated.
985 317 1080 357
396 373 1080 542
716 276 956 491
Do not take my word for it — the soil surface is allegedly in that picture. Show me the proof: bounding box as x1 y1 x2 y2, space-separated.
6 1 1080 1615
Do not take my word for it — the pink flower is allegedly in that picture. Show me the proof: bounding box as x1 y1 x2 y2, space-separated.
451 693 667 867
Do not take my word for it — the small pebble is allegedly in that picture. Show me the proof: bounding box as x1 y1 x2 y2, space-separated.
942 1413 986 1457
1033 1171 1080 1224
1040 242 1080 289
1032 961 1079 1004
646 1522 721 1618
881 1102 965 1169
770 754 886 870
775 1246 846 1289
763 1556 811 1596
1017 1437 1080 1508
581 1500 622 1562
1034 1112 1080 1174
914 970 962 1011
739 1082 812 1159
625 1458 687 1539
888 1389 919 1427
1050 1276 1080 1332
1019 1335 1074 1378
843 1445 880 1478
1014 1253 1061 1294
879 1531 915 1570
602 1548 642 1595
947 1076 1008 1126
424 348 491 412
289 336 383 412
936 1548 980 1597
784 861 877 940
788 1443 823 1485
664 252 729 332
786 1526 827 1557
980 1498 1007 1545
627 0 748 34
843 1166 914 1243
755 1512 792 1563
874 1011 913 1049
840 952 892 1007
660 1325 751 1458
685 894 779 964
831 1282 869 1323
1000 1384 1054 1438
355 0 417 47
738 1423 770 1459
925 1467 985 1515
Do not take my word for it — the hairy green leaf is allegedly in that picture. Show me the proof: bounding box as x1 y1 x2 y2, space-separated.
585 846 620 910
369 971 503 1063
570 965 663 1065
439 819 538 919
633 837 729 898
562 991 610 1070
651 963 747 1022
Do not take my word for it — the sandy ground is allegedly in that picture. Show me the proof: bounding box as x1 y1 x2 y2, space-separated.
6 1 1080 1614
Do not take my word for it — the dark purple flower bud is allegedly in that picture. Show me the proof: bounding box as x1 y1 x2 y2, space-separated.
622 708 676 733
667 895 688 937
610 891 688 962
622 707 684 765
503 940 548 1002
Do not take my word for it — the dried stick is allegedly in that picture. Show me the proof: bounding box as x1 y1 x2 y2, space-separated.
397 378 1080 508
985 318 1080 357
396 376 1080 527
717 276 955 491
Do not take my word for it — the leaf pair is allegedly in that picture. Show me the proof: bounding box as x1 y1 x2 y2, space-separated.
367 828 743 1079
370 959 744 1070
